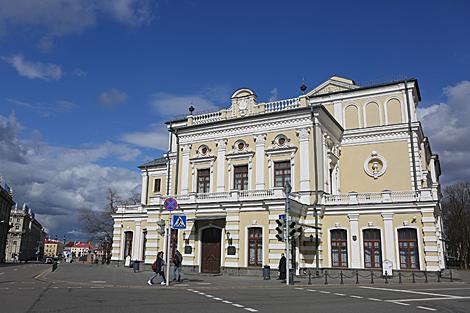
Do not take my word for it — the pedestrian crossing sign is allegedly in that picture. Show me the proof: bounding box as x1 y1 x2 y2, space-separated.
172 215 187 229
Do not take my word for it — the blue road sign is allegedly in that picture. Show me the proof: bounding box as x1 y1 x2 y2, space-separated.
172 215 187 229
279 214 286 220
163 197 178 211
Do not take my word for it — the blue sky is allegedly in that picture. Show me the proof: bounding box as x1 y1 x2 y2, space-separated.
0 0 469 240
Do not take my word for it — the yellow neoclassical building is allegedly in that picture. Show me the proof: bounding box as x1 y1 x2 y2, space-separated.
112 76 444 274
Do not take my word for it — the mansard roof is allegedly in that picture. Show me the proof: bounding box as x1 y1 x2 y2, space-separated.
138 157 168 169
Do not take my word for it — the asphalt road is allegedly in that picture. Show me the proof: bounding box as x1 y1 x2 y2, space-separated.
1 263 469 313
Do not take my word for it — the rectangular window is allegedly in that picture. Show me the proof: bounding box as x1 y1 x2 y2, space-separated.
248 228 262 267
153 178 161 193
197 169 210 193
274 161 291 188
234 165 248 190
331 229 348 267
363 229 382 268
398 228 419 269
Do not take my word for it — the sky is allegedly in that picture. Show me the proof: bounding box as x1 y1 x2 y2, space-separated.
0 0 469 241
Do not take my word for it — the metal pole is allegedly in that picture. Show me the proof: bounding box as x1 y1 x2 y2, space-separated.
166 211 171 286
285 182 291 286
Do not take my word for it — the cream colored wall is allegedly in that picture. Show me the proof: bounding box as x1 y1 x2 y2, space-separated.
339 140 411 193
147 174 167 200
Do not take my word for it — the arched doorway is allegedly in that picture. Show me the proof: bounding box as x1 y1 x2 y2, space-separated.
201 227 221 273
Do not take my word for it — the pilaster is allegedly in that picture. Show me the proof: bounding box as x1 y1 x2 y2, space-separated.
348 213 360 268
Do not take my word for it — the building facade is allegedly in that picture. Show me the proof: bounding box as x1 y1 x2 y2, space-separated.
44 239 64 258
5 204 45 262
112 76 444 274
0 177 15 263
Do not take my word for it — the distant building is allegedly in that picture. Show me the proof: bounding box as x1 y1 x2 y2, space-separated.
5 204 45 262
0 177 15 263
44 239 64 258
71 242 93 258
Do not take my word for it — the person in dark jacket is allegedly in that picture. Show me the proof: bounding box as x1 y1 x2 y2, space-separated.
278 253 287 280
173 250 183 282
147 251 166 285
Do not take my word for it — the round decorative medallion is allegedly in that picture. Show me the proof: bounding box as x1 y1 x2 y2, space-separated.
363 151 387 179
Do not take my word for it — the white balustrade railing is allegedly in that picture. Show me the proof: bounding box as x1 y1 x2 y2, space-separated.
115 204 144 214
192 111 223 125
265 98 300 113
322 189 436 205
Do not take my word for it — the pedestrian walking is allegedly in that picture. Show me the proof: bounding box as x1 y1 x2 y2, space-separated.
173 250 183 282
278 253 286 280
147 251 166 285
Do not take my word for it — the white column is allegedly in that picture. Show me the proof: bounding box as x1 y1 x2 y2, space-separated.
216 139 227 192
140 171 148 205
348 213 360 268
297 128 311 191
133 222 141 260
255 134 266 190
181 144 191 194
382 213 395 269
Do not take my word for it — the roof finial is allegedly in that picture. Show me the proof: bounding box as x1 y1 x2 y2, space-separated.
300 77 307 94
188 104 195 115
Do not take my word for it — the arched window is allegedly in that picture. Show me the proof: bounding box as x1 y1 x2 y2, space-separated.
363 229 382 268
331 229 348 267
248 227 263 267
398 228 419 269
124 231 133 258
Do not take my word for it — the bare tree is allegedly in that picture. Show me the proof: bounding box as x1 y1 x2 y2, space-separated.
441 181 470 269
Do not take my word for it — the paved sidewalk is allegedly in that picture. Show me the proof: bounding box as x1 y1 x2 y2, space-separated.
43 263 470 289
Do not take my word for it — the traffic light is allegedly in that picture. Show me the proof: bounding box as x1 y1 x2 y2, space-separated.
289 221 302 239
275 219 286 242
157 220 166 236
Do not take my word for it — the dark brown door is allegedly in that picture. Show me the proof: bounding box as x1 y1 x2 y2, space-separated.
201 227 221 273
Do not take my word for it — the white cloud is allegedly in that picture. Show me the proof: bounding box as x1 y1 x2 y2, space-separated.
7 98 78 117
418 80 470 185
121 124 168 150
150 92 220 117
2 54 62 80
269 88 279 101
0 0 156 49
0 113 141 240
99 88 127 107
72 68 87 77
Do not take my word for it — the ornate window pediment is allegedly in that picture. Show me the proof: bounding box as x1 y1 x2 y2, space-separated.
265 134 297 155
226 140 254 159
190 145 216 163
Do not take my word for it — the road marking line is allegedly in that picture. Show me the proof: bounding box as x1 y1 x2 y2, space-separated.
334 293 346 296
319 291 330 294
350 295 363 299
368 298 382 302
198 292 206 295
415 287 470 291
223 301 232 304
52 286 59 289
90 287 104 289
307 289 317 292
0 287 9 290
391 302 410 306
232 304 244 308
205 295 214 298
0 272 4 275
187 288 194 291
68 287 82 289
295 287 304 290
244 308 258 312
386 296 470 302
196 282 211 285
91 281 106 284
417 306 437 311
213 297 222 301
360 286 460 298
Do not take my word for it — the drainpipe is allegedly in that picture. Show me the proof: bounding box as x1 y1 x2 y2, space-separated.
405 80 418 191
173 129 180 196
310 105 320 275
166 124 173 197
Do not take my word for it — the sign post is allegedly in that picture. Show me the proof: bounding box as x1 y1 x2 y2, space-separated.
285 182 291 286
163 197 178 286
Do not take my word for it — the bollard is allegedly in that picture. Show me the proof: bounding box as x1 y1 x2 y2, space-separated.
355 270 359 284
425 271 428 283
324 270 328 285
398 272 402 284
384 271 388 284
412 271 416 283
308 270 312 285
370 271 374 284
450 269 453 282
340 270 344 284
437 271 441 283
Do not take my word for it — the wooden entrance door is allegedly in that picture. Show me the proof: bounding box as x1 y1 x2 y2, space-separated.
201 227 221 273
